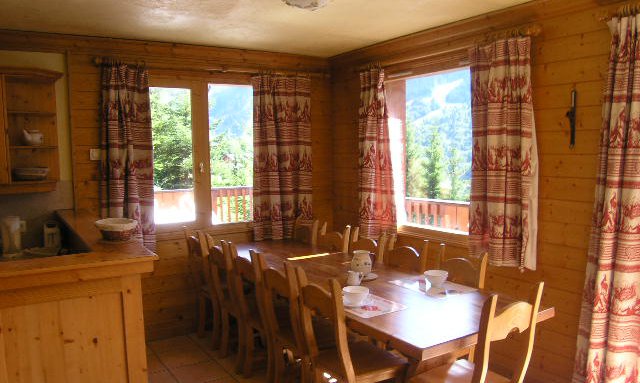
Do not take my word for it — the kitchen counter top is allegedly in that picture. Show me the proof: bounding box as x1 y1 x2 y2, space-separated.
0 209 158 290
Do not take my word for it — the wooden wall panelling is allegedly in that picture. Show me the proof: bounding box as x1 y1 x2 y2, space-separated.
328 1 621 381
0 31 333 342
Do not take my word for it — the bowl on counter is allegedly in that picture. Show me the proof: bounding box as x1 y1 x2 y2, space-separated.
94 218 138 242
12 167 49 181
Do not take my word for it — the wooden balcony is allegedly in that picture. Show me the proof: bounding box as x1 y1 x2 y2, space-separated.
404 197 469 232
154 186 253 224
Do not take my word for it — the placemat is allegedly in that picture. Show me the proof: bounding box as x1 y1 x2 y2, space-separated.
388 277 477 298
344 294 407 318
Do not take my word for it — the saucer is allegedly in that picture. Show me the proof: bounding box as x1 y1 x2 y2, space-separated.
363 272 378 281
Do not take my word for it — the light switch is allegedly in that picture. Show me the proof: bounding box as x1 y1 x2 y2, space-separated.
89 148 101 161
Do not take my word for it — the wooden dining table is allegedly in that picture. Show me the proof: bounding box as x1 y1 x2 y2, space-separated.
234 239 555 375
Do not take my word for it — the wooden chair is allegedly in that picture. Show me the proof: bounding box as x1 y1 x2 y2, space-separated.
409 282 545 383
252 253 304 383
293 216 320 246
184 227 212 339
384 240 429 273
230 244 267 377
209 240 241 358
349 227 389 263
295 267 407 383
318 224 351 253
438 248 488 289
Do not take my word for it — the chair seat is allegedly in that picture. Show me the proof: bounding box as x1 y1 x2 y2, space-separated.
317 340 407 382
408 359 509 383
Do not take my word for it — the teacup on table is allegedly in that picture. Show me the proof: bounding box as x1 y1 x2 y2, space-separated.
343 286 369 307
424 269 448 288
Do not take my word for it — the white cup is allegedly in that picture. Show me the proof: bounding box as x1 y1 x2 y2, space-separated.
424 269 449 288
343 285 369 306
346 270 364 286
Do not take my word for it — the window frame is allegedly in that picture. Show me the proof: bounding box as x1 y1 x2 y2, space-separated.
150 74 254 234
385 65 471 246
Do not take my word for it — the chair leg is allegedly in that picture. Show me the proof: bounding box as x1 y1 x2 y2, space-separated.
219 309 231 358
266 339 275 383
242 328 255 377
197 294 207 338
235 323 247 374
274 346 287 383
211 301 221 350
313 368 324 383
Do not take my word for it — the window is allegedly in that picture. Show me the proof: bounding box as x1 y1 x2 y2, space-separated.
150 79 253 228
150 87 195 224
208 84 253 224
389 68 471 233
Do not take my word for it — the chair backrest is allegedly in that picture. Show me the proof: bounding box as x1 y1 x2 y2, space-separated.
293 216 320 245
296 267 355 383
318 224 351 253
349 227 389 262
252 253 304 353
207 241 233 304
384 240 429 273
231 249 261 321
472 282 544 383
438 248 488 289
185 227 210 288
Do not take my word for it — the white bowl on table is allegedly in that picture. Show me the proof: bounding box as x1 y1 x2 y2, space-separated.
424 270 448 288
342 285 369 307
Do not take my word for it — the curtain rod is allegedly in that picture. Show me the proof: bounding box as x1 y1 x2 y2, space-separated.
599 2 640 21
92 56 329 78
477 23 542 45
355 23 542 73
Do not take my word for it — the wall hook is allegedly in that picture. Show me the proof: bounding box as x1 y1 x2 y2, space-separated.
566 89 577 148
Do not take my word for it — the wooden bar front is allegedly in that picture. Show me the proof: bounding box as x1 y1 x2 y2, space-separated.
0 209 158 383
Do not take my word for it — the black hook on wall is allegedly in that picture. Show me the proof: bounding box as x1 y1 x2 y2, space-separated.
566 89 577 148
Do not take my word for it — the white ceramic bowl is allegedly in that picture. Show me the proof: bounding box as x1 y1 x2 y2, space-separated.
343 285 369 306
95 218 138 241
424 269 449 288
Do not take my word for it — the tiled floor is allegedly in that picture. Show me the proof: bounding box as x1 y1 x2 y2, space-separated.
147 333 267 383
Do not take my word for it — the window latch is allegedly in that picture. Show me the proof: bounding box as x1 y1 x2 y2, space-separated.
199 162 205 174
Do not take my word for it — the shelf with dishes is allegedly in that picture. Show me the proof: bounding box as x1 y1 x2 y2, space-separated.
0 67 62 194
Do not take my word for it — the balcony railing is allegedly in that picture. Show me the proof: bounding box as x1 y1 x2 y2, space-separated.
154 187 467 230
211 186 253 223
154 186 253 224
404 197 469 232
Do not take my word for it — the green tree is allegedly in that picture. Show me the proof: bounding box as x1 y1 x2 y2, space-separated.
405 119 425 198
447 147 470 201
422 127 444 199
150 89 193 190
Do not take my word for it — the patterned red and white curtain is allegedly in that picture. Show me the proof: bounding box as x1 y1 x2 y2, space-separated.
99 61 155 250
358 66 396 238
573 15 640 383
468 37 538 270
252 74 313 241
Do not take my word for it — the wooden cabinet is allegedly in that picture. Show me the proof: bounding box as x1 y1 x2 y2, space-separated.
0 210 158 382
0 67 62 194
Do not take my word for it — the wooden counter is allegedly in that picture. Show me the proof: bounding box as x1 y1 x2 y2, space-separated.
0 209 157 383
